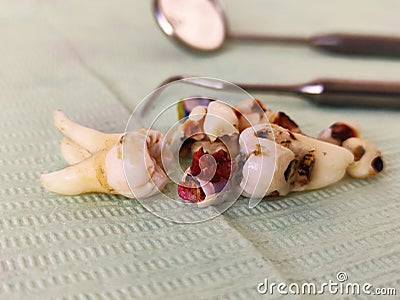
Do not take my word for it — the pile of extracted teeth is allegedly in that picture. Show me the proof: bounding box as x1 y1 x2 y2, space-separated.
41 99 384 206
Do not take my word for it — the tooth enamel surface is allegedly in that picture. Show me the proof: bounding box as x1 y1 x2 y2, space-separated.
239 126 261 156
240 138 295 198
203 101 238 141
235 99 269 132
122 130 172 198
342 137 383 178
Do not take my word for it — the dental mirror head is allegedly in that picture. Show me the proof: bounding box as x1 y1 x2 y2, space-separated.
153 0 400 57
153 0 227 51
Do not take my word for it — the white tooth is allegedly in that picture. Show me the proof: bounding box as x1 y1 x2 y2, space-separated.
203 101 238 142
240 135 294 198
53 109 121 153
342 137 383 178
188 105 207 122
41 129 172 199
239 126 261 156
60 137 91 165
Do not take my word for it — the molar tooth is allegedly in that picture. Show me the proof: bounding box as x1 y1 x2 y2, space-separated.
42 111 173 198
240 137 295 198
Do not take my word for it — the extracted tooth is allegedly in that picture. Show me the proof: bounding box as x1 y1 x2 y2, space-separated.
177 143 234 206
41 129 173 198
239 124 354 197
203 101 239 142
317 121 360 146
234 98 301 133
53 109 121 153
235 99 270 132
342 137 384 178
60 137 91 165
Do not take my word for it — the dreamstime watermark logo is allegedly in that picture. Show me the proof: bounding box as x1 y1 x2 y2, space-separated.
257 272 397 296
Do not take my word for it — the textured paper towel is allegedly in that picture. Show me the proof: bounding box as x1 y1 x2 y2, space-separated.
1 0 399 299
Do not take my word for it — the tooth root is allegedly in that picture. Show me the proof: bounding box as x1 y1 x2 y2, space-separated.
53 109 120 152
40 150 112 195
60 137 91 165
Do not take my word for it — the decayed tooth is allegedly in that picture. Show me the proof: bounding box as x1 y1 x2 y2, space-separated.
240 134 295 198
234 98 301 133
317 121 360 146
271 111 302 133
203 101 238 142
177 142 234 206
53 109 121 153
239 124 354 196
342 137 383 178
235 99 270 132
60 137 91 165
290 133 354 191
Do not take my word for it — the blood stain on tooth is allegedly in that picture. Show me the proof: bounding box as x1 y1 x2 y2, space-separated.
177 175 205 202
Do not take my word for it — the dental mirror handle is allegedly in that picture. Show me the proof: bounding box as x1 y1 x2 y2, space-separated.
232 33 400 57
239 79 400 108
310 33 400 57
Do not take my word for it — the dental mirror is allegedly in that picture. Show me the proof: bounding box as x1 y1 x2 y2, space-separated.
154 0 400 56
154 0 226 51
